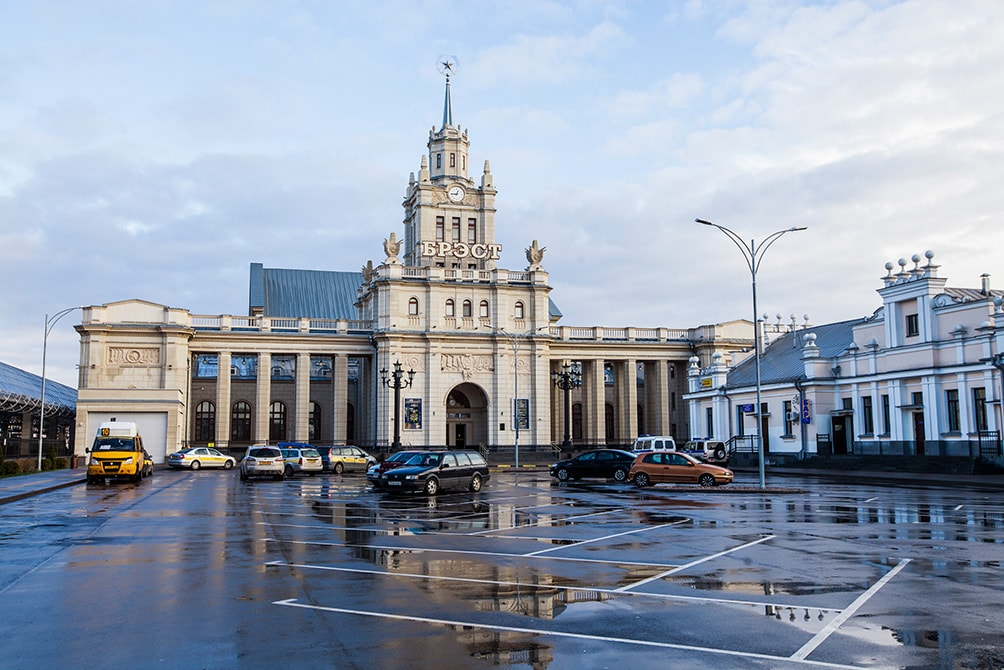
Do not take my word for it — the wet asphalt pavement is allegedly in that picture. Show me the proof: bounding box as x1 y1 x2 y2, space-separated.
1 467 1002 669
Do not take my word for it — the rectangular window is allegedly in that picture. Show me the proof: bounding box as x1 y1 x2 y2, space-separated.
842 397 853 410
906 313 919 337
436 153 442 168
705 407 713 438
193 354 218 379
783 400 794 436
973 387 988 431
946 389 960 432
450 153 455 168
861 395 874 434
436 217 445 241
736 405 745 437
912 391 924 406
881 394 890 434
467 219 476 243
452 217 461 242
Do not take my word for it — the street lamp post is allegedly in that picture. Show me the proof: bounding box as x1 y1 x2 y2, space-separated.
550 361 581 449
493 326 547 472
380 360 415 450
695 218 806 490
38 306 82 471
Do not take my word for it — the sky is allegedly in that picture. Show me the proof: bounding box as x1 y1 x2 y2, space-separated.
2 0 1002 387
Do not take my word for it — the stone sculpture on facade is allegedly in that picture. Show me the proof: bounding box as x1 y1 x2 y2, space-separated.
525 239 546 271
383 232 402 265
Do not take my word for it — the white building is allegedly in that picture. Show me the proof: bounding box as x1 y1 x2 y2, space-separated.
686 252 1004 466
72 75 752 463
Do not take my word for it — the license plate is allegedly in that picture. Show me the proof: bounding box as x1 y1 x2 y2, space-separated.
387 481 402 486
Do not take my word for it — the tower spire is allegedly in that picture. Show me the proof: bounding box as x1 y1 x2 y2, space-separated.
436 56 458 130
442 74 453 129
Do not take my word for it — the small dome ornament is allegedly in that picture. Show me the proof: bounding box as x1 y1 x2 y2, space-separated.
525 239 546 271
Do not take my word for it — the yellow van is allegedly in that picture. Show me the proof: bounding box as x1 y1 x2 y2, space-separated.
87 422 149 484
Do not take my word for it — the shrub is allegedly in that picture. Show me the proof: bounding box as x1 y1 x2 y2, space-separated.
55 457 68 469
1 461 20 476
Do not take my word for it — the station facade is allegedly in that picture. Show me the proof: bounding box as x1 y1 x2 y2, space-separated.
72 77 753 463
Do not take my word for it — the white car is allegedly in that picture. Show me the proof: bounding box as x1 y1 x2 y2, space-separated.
279 446 324 476
167 447 236 470
239 445 285 481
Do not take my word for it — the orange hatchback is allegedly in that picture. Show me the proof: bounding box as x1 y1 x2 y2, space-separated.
629 451 734 488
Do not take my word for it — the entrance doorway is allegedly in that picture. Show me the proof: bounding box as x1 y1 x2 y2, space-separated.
445 384 487 449
913 411 926 455
832 416 852 454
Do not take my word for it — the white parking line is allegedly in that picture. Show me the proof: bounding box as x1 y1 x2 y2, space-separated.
790 559 911 661
615 534 776 592
266 560 844 612
269 537 680 568
524 520 689 556
273 599 863 669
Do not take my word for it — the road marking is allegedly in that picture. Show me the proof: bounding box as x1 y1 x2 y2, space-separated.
954 504 964 511
790 559 911 661
524 520 689 556
615 535 776 591
265 560 844 612
273 599 863 669
863 497 878 503
270 537 680 568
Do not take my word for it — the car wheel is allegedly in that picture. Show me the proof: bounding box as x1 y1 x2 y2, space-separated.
634 472 650 487
555 468 570 482
223 460 234 470
133 470 143 483
714 447 726 461
334 462 344 474
424 477 439 496
284 465 294 477
469 474 482 492
699 473 716 487
190 460 201 471
613 468 628 482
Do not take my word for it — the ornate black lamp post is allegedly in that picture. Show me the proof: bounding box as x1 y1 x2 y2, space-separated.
550 361 581 448
381 360 415 450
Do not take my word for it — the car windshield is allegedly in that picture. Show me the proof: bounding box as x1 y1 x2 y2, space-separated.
92 438 136 451
406 453 441 467
250 448 281 458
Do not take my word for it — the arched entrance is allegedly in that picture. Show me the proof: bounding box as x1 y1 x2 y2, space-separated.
445 384 488 449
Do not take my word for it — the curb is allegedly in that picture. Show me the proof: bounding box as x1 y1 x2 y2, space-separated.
0 476 88 506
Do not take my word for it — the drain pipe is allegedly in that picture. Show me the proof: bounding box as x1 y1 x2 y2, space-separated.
794 377 807 460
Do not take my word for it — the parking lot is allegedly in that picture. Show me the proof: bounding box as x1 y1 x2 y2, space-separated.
2 467 1002 668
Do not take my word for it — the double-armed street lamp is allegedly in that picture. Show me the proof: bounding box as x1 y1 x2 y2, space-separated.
550 361 581 449
38 306 82 471
381 360 415 450
695 218 807 491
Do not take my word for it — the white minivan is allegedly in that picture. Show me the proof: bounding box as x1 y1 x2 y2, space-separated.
631 436 677 452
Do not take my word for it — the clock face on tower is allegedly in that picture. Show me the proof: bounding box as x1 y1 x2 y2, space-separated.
448 185 465 203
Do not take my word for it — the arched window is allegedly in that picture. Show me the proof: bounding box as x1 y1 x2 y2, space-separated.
445 299 455 317
309 402 322 442
462 300 472 318
408 297 419 316
479 300 489 318
269 401 287 442
194 400 215 442
231 401 252 442
514 301 525 320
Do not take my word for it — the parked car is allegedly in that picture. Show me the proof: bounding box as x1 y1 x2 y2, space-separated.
279 445 323 476
142 449 155 477
381 450 490 495
629 451 734 488
239 445 285 481
320 446 377 474
367 450 425 485
549 449 637 483
167 447 237 470
681 440 730 465
631 436 677 452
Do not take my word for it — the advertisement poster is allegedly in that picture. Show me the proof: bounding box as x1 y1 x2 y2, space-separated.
514 398 529 431
404 398 422 430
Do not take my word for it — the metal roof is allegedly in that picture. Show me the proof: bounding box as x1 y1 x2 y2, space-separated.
0 360 77 414
250 263 363 320
726 318 864 388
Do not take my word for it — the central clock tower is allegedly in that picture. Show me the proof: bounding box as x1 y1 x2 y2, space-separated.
402 66 498 269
